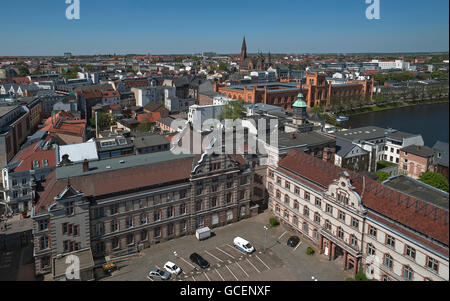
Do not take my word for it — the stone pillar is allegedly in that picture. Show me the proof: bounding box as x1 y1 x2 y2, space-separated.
331 243 336 261
353 258 360 279
343 250 348 270
318 235 324 254
328 242 332 261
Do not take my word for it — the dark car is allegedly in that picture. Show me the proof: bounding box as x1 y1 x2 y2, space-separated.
189 253 210 269
287 236 300 248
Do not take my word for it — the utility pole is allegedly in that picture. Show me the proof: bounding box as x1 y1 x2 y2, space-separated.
264 226 268 253
95 111 99 138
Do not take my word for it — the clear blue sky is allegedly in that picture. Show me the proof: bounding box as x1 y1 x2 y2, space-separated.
1 0 448 56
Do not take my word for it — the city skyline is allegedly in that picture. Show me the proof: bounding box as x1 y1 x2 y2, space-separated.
1 0 449 56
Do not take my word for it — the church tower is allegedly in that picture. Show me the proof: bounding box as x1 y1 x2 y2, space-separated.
240 37 248 65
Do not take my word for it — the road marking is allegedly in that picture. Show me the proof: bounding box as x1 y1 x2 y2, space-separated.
247 258 261 274
255 255 271 270
204 272 211 281
293 241 302 252
180 257 196 269
192 276 196 281
216 247 235 259
226 244 247 256
278 231 287 240
236 262 249 278
147 275 154 281
205 250 223 263
226 265 238 281
215 269 225 281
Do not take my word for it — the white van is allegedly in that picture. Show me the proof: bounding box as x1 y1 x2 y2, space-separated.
233 237 255 254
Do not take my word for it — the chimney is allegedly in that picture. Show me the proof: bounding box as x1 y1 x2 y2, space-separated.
82 159 89 172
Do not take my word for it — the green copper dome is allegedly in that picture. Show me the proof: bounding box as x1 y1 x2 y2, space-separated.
293 92 307 108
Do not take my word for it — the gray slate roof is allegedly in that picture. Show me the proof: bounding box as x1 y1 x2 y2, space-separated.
433 141 449 168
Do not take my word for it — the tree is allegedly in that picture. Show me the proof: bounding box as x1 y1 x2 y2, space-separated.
218 62 229 71
418 172 449 192
90 112 112 131
376 171 391 182
137 122 154 133
218 99 246 121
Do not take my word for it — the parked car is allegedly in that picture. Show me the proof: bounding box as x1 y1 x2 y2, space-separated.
148 268 171 280
164 261 182 275
189 253 210 269
233 237 255 254
287 236 300 248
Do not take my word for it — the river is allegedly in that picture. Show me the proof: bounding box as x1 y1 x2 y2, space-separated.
341 102 449 147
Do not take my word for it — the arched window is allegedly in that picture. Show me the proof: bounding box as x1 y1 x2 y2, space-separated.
384 254 393 269
403 266 414 281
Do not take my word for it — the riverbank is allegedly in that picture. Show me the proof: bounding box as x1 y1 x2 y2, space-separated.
339 98 449 117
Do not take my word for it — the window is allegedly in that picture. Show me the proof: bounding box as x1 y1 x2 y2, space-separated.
112 237 119 249
111 220 118 232
65 202 74 216
268 171 274 179
293 201 299 211
211 197 217 208
325 220 332 231
403 266 413 281
180 204 186 215
227 210 233 221
126 217 133 228
386 235 395 248
276 190 281 200
154 210 161 221
369 226 377 237
127 234 134 245
326 204 333 214
12 179 17 186
94 207 104 218
284 210 289 219
196 217 204 229
40 236 49 250
140 214 147 225
141 230 147 241
426 257 438 273
226 193 232 204
314 212 321 224
179 190 187 199
303 206 309 217
285 181 290 190
302 223 308 233
275 205 280 213
33 161 40 168
350 235 357 247
168 224 174 236
180 221 187 233
154 227 161 238
384 254 393 269
73 225 79 236
276 177 281 185
351 218 359 229
96 223 104 236
337 227 344 239
315 197 321 208
167 206 173 218
405 245 416 260
292 216 298 227
110 204 119 215
304 192 310 201
39 220 49 231
367 244 375 256
125 201 132 211
338 211 346 222
284 195 290 205
382 275 391 281
195 200 202 212
294 186 300 195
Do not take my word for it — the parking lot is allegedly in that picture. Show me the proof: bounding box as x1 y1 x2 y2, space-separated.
103 211 352 281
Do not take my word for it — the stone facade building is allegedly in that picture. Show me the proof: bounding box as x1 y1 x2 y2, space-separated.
267 150 448 281
32 151 253 278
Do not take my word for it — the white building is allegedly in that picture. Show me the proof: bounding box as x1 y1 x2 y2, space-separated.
372 60 411 71
132 86 175 108
188 104 225 130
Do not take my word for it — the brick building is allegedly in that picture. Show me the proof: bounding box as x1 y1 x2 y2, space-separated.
215 72 373 110
31 151 253 278
267 150 448 281
399 145 437 179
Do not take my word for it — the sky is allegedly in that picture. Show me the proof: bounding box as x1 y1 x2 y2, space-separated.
0 0 448 56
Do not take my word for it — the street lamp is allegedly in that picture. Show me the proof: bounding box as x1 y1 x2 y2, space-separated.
264 226 268 253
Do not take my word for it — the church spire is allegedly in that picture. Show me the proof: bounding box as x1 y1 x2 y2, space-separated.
240 36 248 64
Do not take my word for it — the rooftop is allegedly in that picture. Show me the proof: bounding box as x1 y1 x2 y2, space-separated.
133 134 170 149
384 175 449 210
402 145 436 158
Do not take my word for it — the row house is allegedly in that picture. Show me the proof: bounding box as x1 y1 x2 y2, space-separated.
267 149 448 281
31 151 253 278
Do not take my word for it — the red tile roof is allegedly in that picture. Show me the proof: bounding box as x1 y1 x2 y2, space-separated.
137 112 162 124
102 91 120 98
278 150 449 247
41 111 86 137
10 142 56 172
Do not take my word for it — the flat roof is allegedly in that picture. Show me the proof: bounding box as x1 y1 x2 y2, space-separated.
383 175 449 210
56 151 194 180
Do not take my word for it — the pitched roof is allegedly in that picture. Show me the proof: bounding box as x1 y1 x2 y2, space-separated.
277 150 449 248
401 145 436 158
9 141 56 172
433 141 449 168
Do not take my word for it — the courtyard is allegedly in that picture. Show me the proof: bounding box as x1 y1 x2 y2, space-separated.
102 211 352 281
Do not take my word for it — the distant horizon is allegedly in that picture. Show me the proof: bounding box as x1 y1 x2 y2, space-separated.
1 0 448 56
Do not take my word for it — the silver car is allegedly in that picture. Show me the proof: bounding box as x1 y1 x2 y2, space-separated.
148 268 171 280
